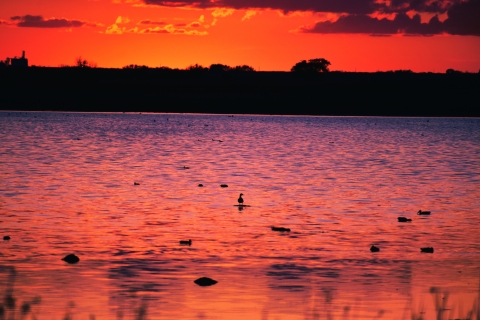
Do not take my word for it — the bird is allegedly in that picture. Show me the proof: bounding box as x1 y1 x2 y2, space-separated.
180 239 192 246
370 245 380 252
3 236 11 240
238 193 244 205
421 247 434 253
198 184 203 187
134 182 140 185
417 210 431 215
62 254 80 264
398 217 412 222
220 184 228 188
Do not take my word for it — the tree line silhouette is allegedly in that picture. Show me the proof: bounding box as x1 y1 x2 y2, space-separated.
1 55 478 74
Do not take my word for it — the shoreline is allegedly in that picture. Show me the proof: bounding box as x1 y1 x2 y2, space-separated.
1 67 479 117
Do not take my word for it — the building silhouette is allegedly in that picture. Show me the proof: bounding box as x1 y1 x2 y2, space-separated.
7 51 28 68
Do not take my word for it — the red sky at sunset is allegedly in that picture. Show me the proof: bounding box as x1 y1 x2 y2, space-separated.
1 0 479 72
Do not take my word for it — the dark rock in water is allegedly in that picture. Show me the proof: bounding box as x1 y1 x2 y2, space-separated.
370 245 380 252
198 184 203 187
62 254 80 264
271 227 290 232
220 184 228 188
421 247 434 253
3 235 11 240
180 239 192 246
398 217 412 222
417 210 431 215
194 277 217 286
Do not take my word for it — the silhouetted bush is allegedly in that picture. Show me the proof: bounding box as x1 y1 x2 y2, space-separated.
291 58 331 73
233 65 255 72
75 56 97 68
209 64 231 72
123 64 149 69
446 68 462 74
186 64 207 71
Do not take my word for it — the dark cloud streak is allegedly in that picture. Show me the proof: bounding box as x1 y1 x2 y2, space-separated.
144 0 376 14
10 15 97 28
300 0 479 36
142 0 479 36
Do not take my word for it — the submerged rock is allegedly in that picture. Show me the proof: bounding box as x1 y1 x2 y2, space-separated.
271 227 290 232
62 254 80 264
194 277 217 286
421 247 434 253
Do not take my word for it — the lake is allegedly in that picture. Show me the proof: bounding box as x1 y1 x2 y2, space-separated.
1 111 479 320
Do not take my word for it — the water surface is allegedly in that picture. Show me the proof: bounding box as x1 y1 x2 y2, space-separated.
1 112 479 319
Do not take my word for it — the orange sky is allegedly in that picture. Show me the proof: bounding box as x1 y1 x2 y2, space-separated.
0 0 479 72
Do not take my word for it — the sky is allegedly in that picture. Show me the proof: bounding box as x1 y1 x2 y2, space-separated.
0 0 479 72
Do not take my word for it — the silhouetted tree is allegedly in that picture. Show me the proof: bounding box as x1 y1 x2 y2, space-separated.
123 64 149 69
186 64 207 71
446 68 462 74
75 56 96 68
291 58 331 73
209 64 231 72
233 65 255 72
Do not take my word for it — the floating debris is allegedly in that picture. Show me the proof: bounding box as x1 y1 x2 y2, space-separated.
421 247 434 253
3 236 11 240
180 239 192 246
370 245 380 252
417 210 431 215
194 277 217 286
220 184 228 188
62 254 80 264
398 217 412 222
271 227 290 232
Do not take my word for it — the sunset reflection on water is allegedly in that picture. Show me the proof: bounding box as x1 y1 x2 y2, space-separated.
1 112 479 319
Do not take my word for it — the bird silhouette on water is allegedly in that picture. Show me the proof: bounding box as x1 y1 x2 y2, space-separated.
238 193 244 205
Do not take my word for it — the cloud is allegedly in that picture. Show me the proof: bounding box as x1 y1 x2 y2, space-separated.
10 15 99 28
241 10 257 21
138 19 166 25
442 0 480 35
211 8 235 17
116 16 131 24
297 0 479 36
187 21 201 27
0 19 14 26
113 0 141 3
125 23 207 35
105 14 207 35
106 23 125 34
143 0 376 14
297 13 444 35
